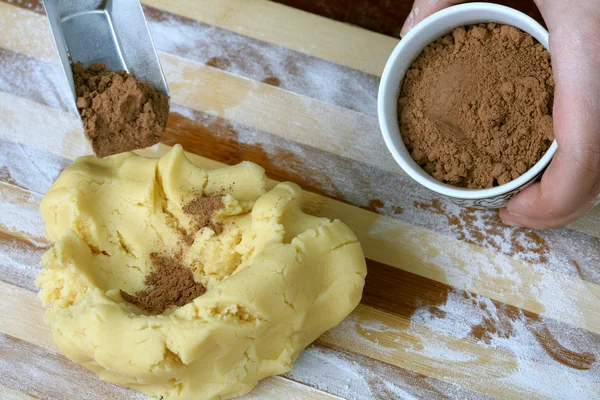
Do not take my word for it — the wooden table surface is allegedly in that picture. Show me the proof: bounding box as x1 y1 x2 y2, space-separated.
1 0 599 399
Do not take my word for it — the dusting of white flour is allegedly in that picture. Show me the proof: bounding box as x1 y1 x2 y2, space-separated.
146 10 379 117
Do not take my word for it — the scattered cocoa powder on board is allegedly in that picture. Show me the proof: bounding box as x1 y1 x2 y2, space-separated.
183 196 224 235
398 24 555 189
121 252 205 314
73 62 170 158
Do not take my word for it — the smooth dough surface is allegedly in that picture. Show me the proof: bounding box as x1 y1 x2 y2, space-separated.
36 145 366 400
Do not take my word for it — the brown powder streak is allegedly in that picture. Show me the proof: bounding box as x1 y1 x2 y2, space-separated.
530 322 596 371
120 252 205 314
183 196 224 235
367 199 384 211
466 294 597 371
414 199 550 264
469 300 521 344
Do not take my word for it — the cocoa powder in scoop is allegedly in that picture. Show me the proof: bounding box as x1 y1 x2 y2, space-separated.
121 252 205 314
398 24 554 189
73 62 170 158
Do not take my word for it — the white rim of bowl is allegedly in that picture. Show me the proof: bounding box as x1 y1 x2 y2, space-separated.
378 2 558 200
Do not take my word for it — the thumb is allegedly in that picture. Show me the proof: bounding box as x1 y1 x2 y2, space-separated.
401 0 467 37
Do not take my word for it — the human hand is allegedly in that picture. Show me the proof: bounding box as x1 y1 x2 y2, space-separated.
401 0 600 229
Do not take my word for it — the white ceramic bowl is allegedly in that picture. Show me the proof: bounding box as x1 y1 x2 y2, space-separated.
378 3 557 209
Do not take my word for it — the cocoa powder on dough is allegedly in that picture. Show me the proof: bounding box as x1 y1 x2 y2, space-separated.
398 24 555 189
183 196 224 235
121 253 205 314
73 62 170 158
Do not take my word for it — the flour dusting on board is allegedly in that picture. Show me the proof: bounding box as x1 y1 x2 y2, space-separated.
287 345 485 400
0 240 45 292
0 187 44 241
410 291 599 398
0 333 148 400
146 10 378 116
0 49 72 113
322 289 599 399
0 187 48 291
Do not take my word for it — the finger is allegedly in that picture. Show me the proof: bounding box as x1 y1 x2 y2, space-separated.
499 197 597 230
502 27 600 228
400 0 467 37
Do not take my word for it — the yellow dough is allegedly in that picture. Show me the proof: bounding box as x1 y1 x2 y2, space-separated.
36 145 366 400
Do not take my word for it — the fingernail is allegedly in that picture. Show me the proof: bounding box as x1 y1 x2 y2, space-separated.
506 207 524 217
400 8 416 37
502 219 523 228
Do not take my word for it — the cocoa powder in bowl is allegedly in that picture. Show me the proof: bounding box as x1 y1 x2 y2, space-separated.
398 24 554 189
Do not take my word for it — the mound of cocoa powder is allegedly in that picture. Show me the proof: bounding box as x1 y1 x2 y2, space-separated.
73 62 170 158
121 253 205 314
183 196 224 235
120 195 226 313
398 24 554 189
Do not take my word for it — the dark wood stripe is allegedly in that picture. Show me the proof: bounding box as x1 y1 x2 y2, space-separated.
2 0 380 117
272 0 545 37
363 259 450 319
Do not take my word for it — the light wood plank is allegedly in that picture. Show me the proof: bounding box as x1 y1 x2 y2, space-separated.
0 182 47 246
0 333 148 400
0 386 35 400
142 0 397 77
0 2 56 63
1 94 599 336
244 376 342 400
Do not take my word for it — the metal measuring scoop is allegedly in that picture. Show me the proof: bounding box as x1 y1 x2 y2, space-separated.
42 0 170 115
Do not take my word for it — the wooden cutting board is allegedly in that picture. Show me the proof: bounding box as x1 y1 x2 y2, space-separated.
1 0 599 399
